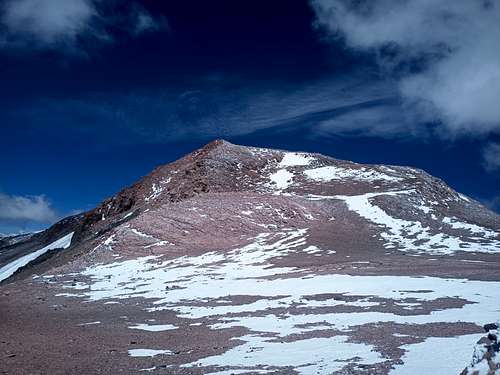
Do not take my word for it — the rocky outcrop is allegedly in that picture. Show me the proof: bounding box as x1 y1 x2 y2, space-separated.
462 323 500 375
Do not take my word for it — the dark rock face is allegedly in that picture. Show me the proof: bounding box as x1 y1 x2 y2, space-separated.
462 323 500 375
1 140 500 374
485 324 499 333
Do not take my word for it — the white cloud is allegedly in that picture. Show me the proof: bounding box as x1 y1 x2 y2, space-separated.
0 0 166 52
311 0 500 137
0 193 57 223
482 142 500 172
2 0 95 46
131 6 169 36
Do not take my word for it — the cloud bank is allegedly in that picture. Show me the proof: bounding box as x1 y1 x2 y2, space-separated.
0 0 167 52
0 193 57 225
311 0 500 138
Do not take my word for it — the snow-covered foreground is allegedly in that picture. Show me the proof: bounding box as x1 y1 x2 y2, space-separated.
0 232 74 282
390 334 483 375
55 229 500 373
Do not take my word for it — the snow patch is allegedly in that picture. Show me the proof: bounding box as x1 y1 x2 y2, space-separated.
278 152 315 167
59 229 500 373
144 241 171 249
187 335 382 375
304 165 402 183
390 334 483 375
128 349 172 357
327 191 500 254
442 217 497 238
130 228 154 239
145 183 164 202
129 323 177 332
268 169 294 191
0 232 74 282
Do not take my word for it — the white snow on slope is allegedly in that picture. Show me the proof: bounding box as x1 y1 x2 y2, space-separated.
442 217 498 239
130 228 154 239
91 234 115 253
145 183 165 202
390 334 483 375
268 169 294 190
78 321 101 326
266 152 315 192
128 349 171 357
58 229 500 373
0 232 74 282
309 191 500 254
144 240 171 249
304 165 402 183
129 323 177 332
458 193 471 202
278 152 315 167
104 235 115 246
190 335 382 375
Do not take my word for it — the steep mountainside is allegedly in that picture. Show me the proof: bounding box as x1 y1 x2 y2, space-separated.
1 140 499 374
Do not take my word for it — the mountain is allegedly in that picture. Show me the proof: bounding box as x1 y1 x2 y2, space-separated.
1 140 499 374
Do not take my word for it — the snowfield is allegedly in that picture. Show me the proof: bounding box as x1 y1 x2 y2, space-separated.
0 232 74 282
278 152 315 167
57 229 500 374
307 190 500 255
304 165 403 183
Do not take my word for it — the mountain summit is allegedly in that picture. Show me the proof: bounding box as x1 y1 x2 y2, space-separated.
1 141 499 374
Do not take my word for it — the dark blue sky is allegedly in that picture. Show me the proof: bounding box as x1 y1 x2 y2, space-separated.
0 0 499 233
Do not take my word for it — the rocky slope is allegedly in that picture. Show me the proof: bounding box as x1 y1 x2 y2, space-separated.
1 140 499 374
462 323 500 375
